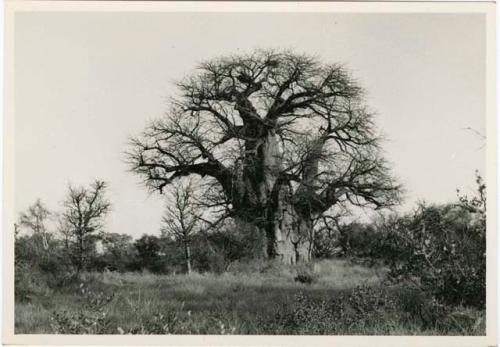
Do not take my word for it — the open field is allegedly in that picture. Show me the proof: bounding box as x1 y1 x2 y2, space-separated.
15 259 485 335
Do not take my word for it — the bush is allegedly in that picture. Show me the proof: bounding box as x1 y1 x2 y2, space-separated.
318 174 488 309
312 227 344 259
270 285 398 334
190 222 266 273
15 261 53 302
50 284 114 334
312 218 406 263
395 286 485 334
387 174 486 308
395 287 450 329
15 234 75 301
294 274 314 284
268 285 484 335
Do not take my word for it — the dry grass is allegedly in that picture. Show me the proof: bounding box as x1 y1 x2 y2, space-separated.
15 258 485 335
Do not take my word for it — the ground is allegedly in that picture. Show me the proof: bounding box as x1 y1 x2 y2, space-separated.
15 259 485 335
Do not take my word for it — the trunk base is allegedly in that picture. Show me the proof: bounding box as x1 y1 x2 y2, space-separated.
275 239 310 264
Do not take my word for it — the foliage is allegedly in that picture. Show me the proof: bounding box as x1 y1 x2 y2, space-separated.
312 228 342 259
269 285 398 334
50 284 114 334
15 233 74 302
92 233 139 272
294 273 314 284
387 174 486 308
198 220 266 272
134 234 165 273
15 260 53 302
310 173 486 309
312 218 401 262
270 285 483 335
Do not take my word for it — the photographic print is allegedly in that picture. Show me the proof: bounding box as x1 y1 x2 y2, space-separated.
2 1 497 346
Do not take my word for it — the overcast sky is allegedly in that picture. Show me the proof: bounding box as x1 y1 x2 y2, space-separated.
14 12 486 238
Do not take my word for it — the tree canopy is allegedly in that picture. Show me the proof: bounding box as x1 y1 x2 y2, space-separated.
128 49 401 262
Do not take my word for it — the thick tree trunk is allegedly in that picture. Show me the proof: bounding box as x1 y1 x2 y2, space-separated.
234 214 311 265
235 129 313 264
270 201 312 264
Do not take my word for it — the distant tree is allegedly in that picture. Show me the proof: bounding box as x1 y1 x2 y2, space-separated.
161 180 200 274
61 180 111 272
18 199 52 250
100 233 136 272
128 49 401 264
134 234 163 273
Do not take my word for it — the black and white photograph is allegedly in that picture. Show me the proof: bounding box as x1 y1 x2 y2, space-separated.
2 1 497 345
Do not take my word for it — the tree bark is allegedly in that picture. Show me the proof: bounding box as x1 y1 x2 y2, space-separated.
235 129 312 264
269 198 312 264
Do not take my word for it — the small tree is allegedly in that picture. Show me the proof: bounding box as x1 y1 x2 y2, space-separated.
61 180 111 272
18 198 52 250
161 180 200 274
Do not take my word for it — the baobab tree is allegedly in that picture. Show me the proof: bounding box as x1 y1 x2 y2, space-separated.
128 49 401 264
61 180 111 272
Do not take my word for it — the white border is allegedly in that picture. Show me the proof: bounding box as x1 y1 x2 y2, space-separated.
2 2 497 346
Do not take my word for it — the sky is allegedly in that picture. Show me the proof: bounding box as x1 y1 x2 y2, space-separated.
14 12 486 238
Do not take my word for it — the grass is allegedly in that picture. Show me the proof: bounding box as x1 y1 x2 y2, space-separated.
15 258 485 335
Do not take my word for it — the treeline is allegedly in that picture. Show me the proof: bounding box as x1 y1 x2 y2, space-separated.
15 218 262 304
16 225 260 281
15 173 486 309
14 178 264 301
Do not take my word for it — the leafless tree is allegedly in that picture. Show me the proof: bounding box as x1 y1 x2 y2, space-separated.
128 49 401 264
61 180 111 272
18 198 51 250
55 212 72 255
161 180 200 274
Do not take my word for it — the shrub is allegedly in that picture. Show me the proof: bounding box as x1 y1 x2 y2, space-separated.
293 263 317 284
50 285 114 334
268 285 484 335
312 217 406 263
270 285 398 334
15 261 53 302
134 234 175 273
92 233 139 272
388 174 486 308
15 234 75 301
312 227 344 259
395 287 450 329
294 274 314 284
272 292 335 334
